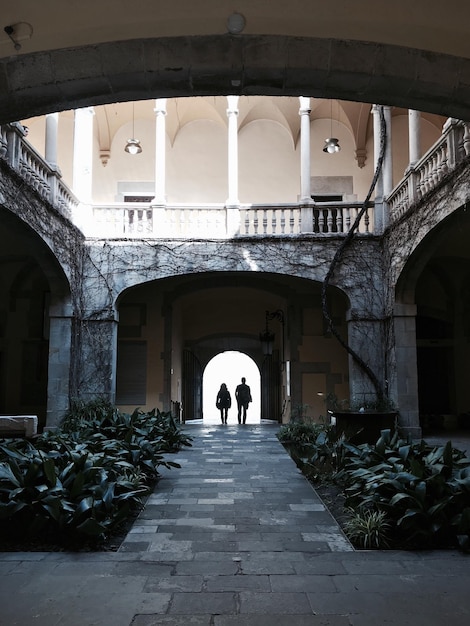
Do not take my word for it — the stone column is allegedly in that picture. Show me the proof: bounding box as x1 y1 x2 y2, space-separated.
45 112 62 205
408 109 421 166
388 303 421 438
45 300 73 429
372 105 384 232
73 315 119 404
226 95 239 207
45 112 59 169
72 107 94 204
154 98 167 205
382 105 393 198
346 313 385 406
299 97 312 203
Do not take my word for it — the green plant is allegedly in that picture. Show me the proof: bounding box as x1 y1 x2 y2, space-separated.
325 393 348 412
278 422 343 483
336 429 470 550
0 401 192 544
61 397 117 433
278 421 325 446
290 404 312 423
343 507 392 549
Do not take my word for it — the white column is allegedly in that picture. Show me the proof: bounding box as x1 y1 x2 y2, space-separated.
372 105 384 200
226 95 239 207
72 107 94 204
408 109 421 166
154 98 167 205
372 104 385 233
382 105 393 198
45 112 59 169
299 97 312 203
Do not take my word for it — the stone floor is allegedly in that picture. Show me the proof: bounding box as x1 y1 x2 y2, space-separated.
0 423 470 625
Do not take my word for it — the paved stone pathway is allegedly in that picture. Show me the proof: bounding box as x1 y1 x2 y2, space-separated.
119 423 352 560
1 423 470 625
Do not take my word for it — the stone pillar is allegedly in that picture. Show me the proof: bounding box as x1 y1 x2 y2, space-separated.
45 112 59 169
45 112 62 205
408 109 421 166
162 301 173 413
72 107 94 204
45 301 73 429
226 95 239 207
389 303 421 438
299 97 312 203
372 104 390 235
382 105 393 198
346 312 385 406
154 98 167 205
73 316 119 404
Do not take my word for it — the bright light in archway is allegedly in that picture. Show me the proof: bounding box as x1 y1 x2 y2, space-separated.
203 351 260 424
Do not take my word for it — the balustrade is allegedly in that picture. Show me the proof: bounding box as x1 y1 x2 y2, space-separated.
388 120 469 223
0 123 78 218
89 202 371 238
2 118 469 238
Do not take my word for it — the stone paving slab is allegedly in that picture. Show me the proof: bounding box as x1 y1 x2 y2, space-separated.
1 424 470 625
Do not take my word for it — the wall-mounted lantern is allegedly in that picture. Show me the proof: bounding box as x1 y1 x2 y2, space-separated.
259 309 285 366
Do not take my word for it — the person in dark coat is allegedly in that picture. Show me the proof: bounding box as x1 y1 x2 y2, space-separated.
235 377 252 424
216 383 231 424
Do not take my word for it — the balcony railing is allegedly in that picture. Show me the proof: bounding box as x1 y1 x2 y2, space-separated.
2 117 469 239
388 119 470 223
89 201 372 238
1 123 79 219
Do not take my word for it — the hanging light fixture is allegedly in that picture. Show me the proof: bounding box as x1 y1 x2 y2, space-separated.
124 103 142 155
259 309 285 369
323 99 341 154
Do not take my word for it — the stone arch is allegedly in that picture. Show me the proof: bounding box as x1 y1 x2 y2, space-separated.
395 202 470 305
0 205 73 428
114 270 351 422
1 35 470 125
392 202 470 432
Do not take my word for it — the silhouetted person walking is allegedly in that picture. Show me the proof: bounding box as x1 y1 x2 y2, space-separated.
216 383 231 424
235 377 252 424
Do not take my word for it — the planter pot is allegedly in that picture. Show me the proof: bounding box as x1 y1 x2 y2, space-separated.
332 411 398 445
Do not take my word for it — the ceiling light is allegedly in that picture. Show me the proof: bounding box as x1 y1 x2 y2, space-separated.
323 99 341 154
323 138 341 153
124 138 142 155
124 103 142 155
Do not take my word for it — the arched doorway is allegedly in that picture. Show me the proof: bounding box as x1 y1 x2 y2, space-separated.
394 206 470 434
203 351 260 424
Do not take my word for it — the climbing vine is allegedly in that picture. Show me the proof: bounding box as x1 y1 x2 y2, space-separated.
321 105 387 402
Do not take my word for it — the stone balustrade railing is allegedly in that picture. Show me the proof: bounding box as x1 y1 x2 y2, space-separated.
4 117 470 239
1 121 372 238
0 123 79 218
388 119 470 223
89 201 372 238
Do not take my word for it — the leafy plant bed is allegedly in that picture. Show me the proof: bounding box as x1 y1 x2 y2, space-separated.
0 400 191 552
279 422 470 551
0 487 153 552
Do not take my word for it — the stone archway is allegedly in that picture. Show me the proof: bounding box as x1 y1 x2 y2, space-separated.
203 351 261 424
393 205 470 434
2 34 470 124
0 208 72 429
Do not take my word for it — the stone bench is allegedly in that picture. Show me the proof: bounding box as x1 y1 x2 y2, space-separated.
0 415 38 438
